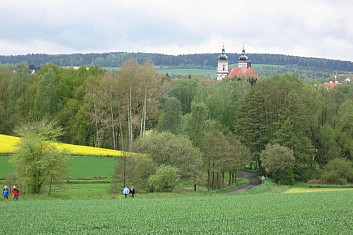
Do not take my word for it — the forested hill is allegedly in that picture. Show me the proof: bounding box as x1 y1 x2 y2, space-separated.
0 52 352 72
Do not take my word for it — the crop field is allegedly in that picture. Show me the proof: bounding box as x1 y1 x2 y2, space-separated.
68 155 117 179
0 155 15 178
0 134 131 157
104 67 218 78
104 64 291 80
1 190 352 234
0 155 117 179
158 68 217 78
0 134 19 153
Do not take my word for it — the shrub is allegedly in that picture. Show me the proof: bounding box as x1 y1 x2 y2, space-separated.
320 158 353 185
277 171 295 185
148 165 180 192
295 168 320 182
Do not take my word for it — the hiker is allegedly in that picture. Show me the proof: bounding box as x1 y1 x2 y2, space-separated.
130 186 135 198
2 186 9 199
261 176 266 184
123 186 129 198
12 186 19 200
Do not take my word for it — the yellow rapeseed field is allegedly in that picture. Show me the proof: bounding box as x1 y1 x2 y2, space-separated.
0 134 20 153
0 134 131 157
285 187 353 193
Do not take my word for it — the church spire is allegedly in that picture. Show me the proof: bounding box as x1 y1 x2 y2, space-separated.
217 45 229 80
218 45 228 61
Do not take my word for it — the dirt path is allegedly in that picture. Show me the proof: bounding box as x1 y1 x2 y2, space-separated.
223 171 262 194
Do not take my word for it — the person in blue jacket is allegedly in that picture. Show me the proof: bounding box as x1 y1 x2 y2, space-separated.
123 186 129 198
2 185 9 199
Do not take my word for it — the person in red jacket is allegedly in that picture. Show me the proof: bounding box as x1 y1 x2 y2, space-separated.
12 186 19 200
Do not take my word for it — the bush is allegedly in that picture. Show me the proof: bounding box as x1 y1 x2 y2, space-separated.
321 171 341 184
320 158 353 185
148 165 180 192
277 171 295 185
295 168 320 182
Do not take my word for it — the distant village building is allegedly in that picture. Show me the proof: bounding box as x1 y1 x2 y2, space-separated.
324 80 340 89
323 74 352 90
216 46 258 85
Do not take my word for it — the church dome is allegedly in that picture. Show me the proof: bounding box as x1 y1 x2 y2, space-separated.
218 46 228 60
239 54 248 61
219 54 228 60
239 47 248 61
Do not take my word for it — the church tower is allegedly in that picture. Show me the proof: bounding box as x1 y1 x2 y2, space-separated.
238 45 252 68
217 46 229 81
228 45 258 85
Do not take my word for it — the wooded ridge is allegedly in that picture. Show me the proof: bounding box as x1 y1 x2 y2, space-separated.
1 52 352 72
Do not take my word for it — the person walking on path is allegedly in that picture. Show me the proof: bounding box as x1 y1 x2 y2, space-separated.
123 186 129 198
261 175 266 184
2 186 9 199
130 186 135 198
12 186 19 200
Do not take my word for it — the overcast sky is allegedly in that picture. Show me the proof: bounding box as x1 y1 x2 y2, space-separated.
1 0 353 61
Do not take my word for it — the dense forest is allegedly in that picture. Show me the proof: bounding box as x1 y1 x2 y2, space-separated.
1 61 353 189
1 52 353 72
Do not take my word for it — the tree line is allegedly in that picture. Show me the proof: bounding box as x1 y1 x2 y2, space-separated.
2 61 353 194
1 51 353 72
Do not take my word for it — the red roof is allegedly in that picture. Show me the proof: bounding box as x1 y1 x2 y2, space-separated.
324 81 339 89
228 67 258 79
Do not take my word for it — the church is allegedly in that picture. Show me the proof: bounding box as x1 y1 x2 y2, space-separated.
216 46 258 85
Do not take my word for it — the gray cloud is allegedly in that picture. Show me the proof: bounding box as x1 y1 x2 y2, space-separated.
0 0 352 61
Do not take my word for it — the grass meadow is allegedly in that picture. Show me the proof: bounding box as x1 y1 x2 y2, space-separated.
0 154 116 179
158 68 217 78
103 66 217 79
67 155 116 179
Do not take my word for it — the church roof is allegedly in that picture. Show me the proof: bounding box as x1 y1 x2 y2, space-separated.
219 54 228 60
239 47 248 61
218 46 228 61
228 67 258 79
324 81 339 89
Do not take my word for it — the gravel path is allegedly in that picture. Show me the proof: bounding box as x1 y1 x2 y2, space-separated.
223 171 262 194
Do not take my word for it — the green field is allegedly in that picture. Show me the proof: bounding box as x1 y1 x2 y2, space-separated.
2 153 353 234
1 190 352 234
103 66 217 79
0 155 117 179
0 155 15 178
158 68 217 79
68 155 117 179
105 64 321 80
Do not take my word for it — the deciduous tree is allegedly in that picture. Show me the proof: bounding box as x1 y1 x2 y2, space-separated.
156 97 182 134
10 120 68 194
134 131 203 190
260 143 295 184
